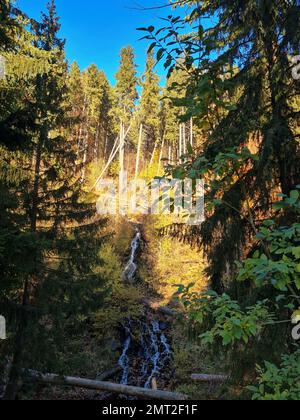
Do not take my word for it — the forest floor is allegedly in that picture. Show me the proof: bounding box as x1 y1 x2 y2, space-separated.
24 216 227 401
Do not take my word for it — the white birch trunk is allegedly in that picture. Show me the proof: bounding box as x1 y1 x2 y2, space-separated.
179 124 182 159
190 117 193 147
157 136 165 176
135 124 143 181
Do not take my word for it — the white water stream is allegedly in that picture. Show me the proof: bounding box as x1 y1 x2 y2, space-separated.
118 227 172 389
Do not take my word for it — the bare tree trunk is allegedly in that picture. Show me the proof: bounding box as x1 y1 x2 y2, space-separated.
103 135 108 160
80 129 89 183
135 124 143 181
119 121 126 215
93 124 100 160
119 121 125 175
183 123 186 155
190 117 193 147
92 124 132 191
179 124 182 159
77 94 87 160
150 138 158 166
157 135 165 176
31 128 45 232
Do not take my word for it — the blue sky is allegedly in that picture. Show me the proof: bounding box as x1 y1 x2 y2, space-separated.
16 0 179 85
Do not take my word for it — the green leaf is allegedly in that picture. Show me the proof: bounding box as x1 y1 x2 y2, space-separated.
147 42 156 54
157 48 165 62
290 190 299 201
292 247 300 259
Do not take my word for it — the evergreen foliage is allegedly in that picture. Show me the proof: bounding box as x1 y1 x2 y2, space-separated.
139 51 161 155
0 0 109 400
142 0 300 397
114 46 138 125
1 0 299 401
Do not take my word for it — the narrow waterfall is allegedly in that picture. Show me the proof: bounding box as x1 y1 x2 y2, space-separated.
118 227 172 390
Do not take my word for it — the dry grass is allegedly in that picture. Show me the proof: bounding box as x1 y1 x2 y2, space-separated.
142 215 207 306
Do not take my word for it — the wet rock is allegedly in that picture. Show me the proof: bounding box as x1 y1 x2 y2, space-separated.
159 321 169 331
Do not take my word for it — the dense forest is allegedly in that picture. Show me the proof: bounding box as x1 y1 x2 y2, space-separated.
0 0 300 401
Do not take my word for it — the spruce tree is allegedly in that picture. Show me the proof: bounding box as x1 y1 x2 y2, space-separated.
161 67 189 162
97 70 113 159
142 0 300 387
67 61 84 127
148 0 300 290
78 64 113 179
112 46 138 175
114 46 138 126
3 0 108 399
139 51 161 157
0 0 20 51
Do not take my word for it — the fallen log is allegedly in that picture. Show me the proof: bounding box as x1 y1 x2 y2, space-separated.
191 374 229 383
23 370 187 400
143 299 179 317
157 306 178 317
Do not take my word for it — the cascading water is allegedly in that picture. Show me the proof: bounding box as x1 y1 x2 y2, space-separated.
118 316 172 389
118 227 172 391
144 321 164 389
118 321 132 385
122 229 141 283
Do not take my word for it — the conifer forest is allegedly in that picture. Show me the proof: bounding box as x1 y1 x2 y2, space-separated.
0 0 300 403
